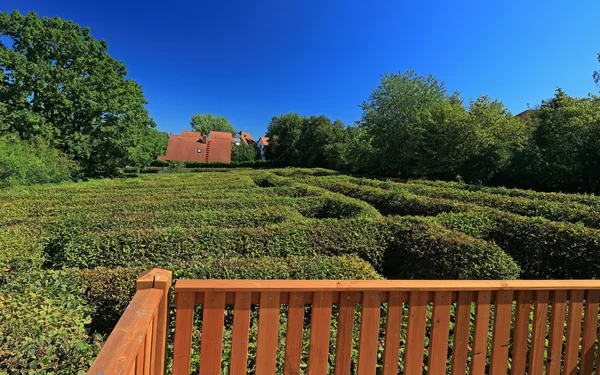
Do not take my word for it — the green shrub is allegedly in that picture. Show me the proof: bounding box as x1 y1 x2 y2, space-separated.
434 210 600 279
0 135 78 187
44 217 518 280
0 270 97 374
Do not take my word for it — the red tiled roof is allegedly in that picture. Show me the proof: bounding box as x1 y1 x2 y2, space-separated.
240 131 254 142
209 131 234 140
158 133 232 163
181 131 201 137
258 136 269 146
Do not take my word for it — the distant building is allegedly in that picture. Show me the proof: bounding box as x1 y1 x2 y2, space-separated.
234 131 255 145
257 136 269 160
157 131 233 163
515 109 536 120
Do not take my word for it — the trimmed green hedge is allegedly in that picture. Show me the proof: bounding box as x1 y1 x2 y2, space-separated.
350 177 600 228
306 177 600 279
44 217 519 280
433 210 600 279
0 270 98 374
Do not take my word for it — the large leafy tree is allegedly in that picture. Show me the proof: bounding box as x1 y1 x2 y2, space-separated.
359 71 447 176
514 89 600 192
190 114 236 135
231 142 258 163
0 11 157 176
265 113 304 164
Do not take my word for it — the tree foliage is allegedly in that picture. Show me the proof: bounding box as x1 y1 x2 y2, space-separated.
190 114 236 135
0 11 158 177
231 142 258 163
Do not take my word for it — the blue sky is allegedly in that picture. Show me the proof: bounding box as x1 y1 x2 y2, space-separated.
3 1 600 137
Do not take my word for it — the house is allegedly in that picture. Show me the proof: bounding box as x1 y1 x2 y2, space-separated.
515 109 536 120
257 136 269 160
233 131 255 145
157 131 233 163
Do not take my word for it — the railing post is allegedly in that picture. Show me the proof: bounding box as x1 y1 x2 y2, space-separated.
137 268 173 375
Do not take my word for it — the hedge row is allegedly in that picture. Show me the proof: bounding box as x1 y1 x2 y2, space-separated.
432 211 600 279
349 176 600 228
0 255 380 374
43 217 519 280
405 178 600 207
146 160 286 169
306 178 600 279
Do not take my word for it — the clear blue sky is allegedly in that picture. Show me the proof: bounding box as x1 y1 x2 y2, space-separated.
3 0 600 137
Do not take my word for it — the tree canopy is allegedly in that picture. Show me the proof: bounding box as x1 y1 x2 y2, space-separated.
0 11 159 177
190 114 236 135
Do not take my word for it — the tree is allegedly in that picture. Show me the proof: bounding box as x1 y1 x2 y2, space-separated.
127 127 168 167
190 114 236 135
359 71 448 176
265 113 304 164
0 11 157 176
296 116 345 168
513 89 600 192
231 142 258 163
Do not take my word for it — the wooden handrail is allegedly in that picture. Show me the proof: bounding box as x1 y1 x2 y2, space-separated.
87 288 163 375
175 278 600 292
87 268 172 375
171 279 600 375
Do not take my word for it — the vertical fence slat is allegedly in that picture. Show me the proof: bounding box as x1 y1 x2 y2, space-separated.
307 291 333 375
199 292 226 375
151 270 172 375
335 292 359 375
256 292 281 375
383 292 406 375
284 292 305 375
145 318 154 374
357 292 381 375
529 291 549 375
581 290 600 375
230 292 252 375
172 292 195 375
564 290 584 375
510 291 532 375
470 291 491 375
428 291 451 375
489 290 513 375
546 290 567 375
136 338 144 375
404 291 428 375
451 291 472 375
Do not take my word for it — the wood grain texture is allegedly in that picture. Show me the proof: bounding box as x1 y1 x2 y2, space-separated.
470 291 491 375
334 292 360 375
510 291 532 375
256 292 281 375
529 291 549 375
451 291 472 375
546 290 567 375
428 291 451 375
357 292 381 375
307 291 333 375
199 292 226 375
230 292 252 375
171 292 195 375
489 290 513 375
382 292 406 375
581 290 600 375
284 292 305 375
564 290 584 375
175 279 600 292
404 291 428 375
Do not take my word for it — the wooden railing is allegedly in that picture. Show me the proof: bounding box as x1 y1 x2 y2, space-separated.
172 279 600 375
87 268 172 375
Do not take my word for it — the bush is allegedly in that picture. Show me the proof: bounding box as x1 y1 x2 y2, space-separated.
0 270 97 374
44 217 519 280
0 135 78 187
434 210 600 279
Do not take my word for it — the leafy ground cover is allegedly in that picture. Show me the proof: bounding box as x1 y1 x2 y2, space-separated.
1 168 598 373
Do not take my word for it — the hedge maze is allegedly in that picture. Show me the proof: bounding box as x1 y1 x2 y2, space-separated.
2 168 600 372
